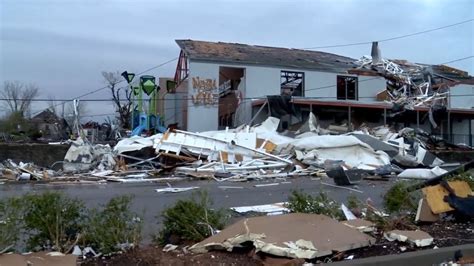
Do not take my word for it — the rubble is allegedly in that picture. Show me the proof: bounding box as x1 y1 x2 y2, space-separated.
189 213 375 259
384 230 434 247
355 52 451 128
0 251 77 266
0 116 467 198
342 219 376 233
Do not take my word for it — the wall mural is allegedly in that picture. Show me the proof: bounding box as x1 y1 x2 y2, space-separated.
191 77 219 105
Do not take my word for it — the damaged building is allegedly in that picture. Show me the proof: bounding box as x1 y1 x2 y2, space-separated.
162 40 474 145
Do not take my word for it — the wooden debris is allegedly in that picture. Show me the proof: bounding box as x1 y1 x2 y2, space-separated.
415 198 439 223
422 180 472 214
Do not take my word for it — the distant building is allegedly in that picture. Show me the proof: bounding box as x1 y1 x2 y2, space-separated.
165 40 474 145
30 109 69 140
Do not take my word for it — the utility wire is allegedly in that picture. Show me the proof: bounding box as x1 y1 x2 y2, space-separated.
30 57 178 116
441 56 474 65
303 18 473 50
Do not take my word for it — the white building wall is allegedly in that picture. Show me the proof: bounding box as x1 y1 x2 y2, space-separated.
187 62 220 132
358 77 386 102
186 60 389 131
450 84 474 109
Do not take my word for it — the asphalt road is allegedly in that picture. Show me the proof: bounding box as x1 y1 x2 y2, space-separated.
0 177 395 242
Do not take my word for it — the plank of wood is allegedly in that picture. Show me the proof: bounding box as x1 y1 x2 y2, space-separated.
422 181 472 214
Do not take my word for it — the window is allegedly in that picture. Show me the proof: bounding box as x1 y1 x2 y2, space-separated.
281 71 304 97
337 76 358 100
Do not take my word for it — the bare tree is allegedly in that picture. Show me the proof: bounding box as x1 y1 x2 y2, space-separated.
102 71 131 129
47 95 59 117
0 81 39 117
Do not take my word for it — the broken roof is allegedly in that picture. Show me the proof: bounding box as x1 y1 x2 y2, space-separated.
176 39 356 73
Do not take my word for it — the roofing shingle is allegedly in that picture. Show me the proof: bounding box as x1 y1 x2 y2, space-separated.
176 39 357 73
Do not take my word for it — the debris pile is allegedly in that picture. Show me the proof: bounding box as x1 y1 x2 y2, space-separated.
354 49 458 128
2 114 467 186
0 159 56 181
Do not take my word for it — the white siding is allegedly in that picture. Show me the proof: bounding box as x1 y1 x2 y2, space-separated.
450 84 474 109
452 119 471 145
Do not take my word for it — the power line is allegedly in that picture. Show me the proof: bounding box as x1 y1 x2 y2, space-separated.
30 57 178 116
303 18 474 50
441 56 474 65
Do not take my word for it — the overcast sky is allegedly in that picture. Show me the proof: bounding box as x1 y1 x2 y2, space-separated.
1 0 473 120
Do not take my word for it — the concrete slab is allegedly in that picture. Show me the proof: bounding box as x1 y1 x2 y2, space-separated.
385 230 434 247
190 213 375 259
0 252 76 266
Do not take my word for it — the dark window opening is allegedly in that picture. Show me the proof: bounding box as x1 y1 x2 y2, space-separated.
218 67 245 129
337 76 358 100
281 71 304 97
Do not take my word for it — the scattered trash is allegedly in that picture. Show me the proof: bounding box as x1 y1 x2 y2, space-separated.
254 183 279 187
342 219 376 233
162 244 178 252
230 202 289 215
341 203 357 220
320 182 364 193
155 187 199 193
398 166 448 180
72 245 82 256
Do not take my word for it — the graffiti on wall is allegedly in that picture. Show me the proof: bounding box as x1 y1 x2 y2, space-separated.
191 77 219 105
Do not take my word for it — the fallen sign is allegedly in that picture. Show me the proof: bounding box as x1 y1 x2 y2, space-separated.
189 213 375 259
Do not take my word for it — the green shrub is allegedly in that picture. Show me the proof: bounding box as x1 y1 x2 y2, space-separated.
156 190 228 245
22 192 85 252
346 194 362 210
85 195 142 254
383 181 419 214
286 190 344 220
0 197 24 252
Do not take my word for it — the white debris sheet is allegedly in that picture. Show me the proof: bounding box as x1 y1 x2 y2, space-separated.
230 202 289 215
154 129 291 165
291 135 391 170
114 134 161 154
155 187 199 193
397 166 448 179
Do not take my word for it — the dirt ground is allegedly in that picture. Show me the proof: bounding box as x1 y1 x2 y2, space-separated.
82 221 473 265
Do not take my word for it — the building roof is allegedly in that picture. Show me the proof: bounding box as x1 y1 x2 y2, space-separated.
31 109 61 123
176 39 357 73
